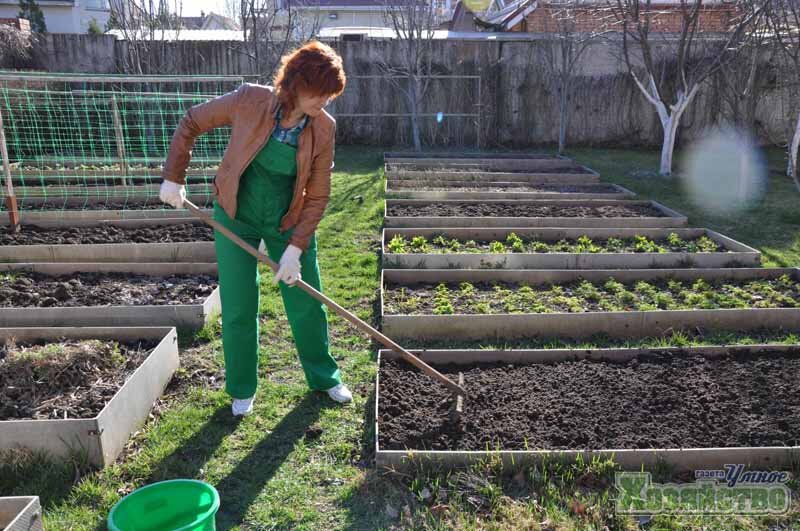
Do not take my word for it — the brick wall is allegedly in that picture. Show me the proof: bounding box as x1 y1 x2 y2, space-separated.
0 18 31 33
520 3 736 33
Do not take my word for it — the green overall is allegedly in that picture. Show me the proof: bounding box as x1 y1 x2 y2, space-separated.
212 136 341 399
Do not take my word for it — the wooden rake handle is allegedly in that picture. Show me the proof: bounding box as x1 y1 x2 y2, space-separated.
183 200 467 397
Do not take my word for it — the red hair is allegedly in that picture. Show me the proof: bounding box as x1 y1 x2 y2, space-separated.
273 41 346 116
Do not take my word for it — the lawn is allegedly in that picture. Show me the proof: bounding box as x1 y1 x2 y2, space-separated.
1 145 798 530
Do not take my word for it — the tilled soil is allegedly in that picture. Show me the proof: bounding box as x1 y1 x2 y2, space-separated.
387 202 663 218
0 223 214 246
378 350 800 450
0 272 217 307
393 166 592 174
389 184 620 193
0 339 157 420
16 198 213 211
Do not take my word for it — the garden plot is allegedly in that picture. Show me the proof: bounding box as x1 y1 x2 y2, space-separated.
381 268 800 340
0 326 178 467
0 219 215 263
10 163 218 185
384 199 687 228
382 228 760 269
15 182 213 198
11 195 213 211
384 151 572 161
383 156 576 172
0 263 219 329
0 205 208 226
385 181 634 200
0 496 43 531
375 344 800 470
385 167 599 184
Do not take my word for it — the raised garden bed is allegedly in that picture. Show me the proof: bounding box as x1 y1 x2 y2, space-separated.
0 219 215 263
386 163 593 173
386 169 601 184
15 183 213 197
382 228 760 269
376 344 800 470
0 496 43 531
0 207 207 227
381 268 800 340
384 199 688 228
384 181 635 200
384 151 571 161
383 156 576 172
0 327 178 467
12 195 213 211
0 263 219 329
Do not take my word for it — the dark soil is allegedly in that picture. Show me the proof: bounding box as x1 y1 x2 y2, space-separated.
394 166 591 174
387 202 664 218
0 338 157 420
0 272 217 307
0 223 214 246
378 350 800 450
15 198 213 211
390 183 620 193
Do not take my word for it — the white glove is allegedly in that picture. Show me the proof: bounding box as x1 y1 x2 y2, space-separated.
273 244 302 286
159 180 186 209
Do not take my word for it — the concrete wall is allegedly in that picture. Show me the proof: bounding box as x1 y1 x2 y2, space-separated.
27 34 797 149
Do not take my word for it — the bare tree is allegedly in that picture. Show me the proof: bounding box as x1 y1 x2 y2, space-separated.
108 0 183 74
540 0 611 155
612 0 758 176
715 0 774 135
380 0 439 151
0 24 34 69
237 0 314 82
767 0 800 187
223 0 241 20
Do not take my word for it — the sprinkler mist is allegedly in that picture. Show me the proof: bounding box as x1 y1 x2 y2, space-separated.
682 127 768 215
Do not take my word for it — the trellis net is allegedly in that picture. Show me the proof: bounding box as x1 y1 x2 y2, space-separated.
0 72 249 222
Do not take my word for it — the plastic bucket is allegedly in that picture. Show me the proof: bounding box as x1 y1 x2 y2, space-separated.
107 479 219 531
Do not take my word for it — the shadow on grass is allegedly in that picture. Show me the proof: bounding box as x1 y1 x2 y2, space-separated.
147 405 241 482
214 393 326 530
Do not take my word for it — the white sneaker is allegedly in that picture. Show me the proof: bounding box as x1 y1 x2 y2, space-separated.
326 383 352 403
232 396 255 416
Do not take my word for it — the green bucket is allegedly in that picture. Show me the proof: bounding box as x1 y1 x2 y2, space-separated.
107 479 220 531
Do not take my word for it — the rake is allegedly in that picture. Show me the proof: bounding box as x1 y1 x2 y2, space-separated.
183 199 468 418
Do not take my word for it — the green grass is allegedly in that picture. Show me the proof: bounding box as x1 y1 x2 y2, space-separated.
1 145 799 530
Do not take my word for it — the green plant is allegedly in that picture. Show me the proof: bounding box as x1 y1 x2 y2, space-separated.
410 236 429 253
432 235 449 247
488 241 506 253
459 282 475 298
632 235 663 253
575 235 601 253
87 18 103 35
387 234 408 253
531 241 549 253
605 237 624 251
433 283 454 314
575 280 601 302
18 0 46 33
666 232 683 248
505 232 524 253
695 235 720 252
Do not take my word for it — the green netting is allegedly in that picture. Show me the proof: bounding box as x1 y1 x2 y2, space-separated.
0 73 251 220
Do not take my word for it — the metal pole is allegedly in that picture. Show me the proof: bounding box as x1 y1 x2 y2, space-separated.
110 95 128 186
0 107 19 231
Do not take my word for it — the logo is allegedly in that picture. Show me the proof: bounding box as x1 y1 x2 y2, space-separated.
615 465 792 515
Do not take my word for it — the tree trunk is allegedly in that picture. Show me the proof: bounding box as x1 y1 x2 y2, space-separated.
558 80 568 156
790 111 800 192
659 114 679 176
409 77 422 152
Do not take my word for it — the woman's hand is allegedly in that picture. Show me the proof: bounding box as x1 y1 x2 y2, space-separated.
274 244 302 286
159 180 186 209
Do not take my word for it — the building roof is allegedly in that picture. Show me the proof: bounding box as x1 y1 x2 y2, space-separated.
289 0 421 8
180 12 240 30
107 28 245 40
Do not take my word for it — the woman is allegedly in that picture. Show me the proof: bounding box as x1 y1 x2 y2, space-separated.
159 41 350 416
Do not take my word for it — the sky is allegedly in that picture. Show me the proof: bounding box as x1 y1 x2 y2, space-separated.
178 1 230 17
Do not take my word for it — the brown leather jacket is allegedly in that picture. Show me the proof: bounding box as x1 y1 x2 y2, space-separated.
162 83 336 251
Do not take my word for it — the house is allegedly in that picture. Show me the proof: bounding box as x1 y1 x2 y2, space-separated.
0 0 110 33
287 0 452 31
449 0 738 33
180 11 240 31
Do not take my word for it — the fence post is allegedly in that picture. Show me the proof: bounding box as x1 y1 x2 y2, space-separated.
110 95 128 186
0 107 19 231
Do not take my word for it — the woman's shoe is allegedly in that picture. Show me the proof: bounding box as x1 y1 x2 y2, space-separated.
326 383 352 403
232 396 255 416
